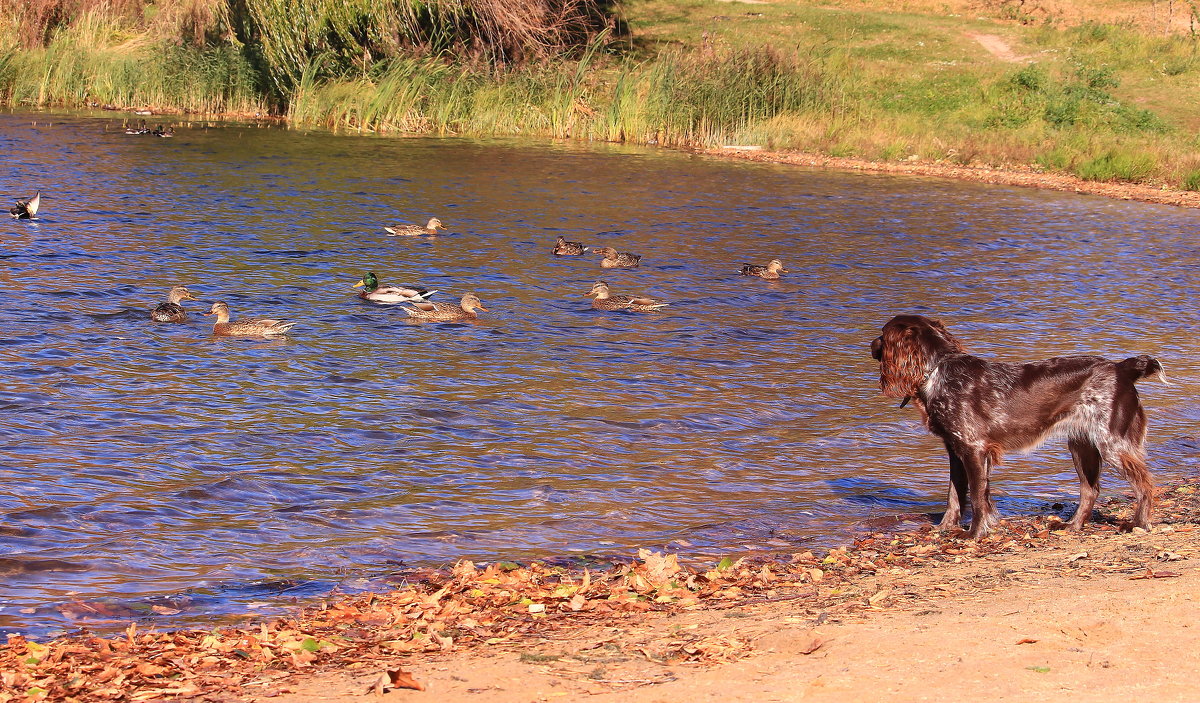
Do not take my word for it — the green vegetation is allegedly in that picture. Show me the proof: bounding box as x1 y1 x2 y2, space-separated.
3 0 1200 189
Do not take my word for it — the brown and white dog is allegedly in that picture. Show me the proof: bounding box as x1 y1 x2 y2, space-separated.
870 314 1164 539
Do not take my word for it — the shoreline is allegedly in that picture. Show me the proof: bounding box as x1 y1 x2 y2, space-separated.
3 480 1197 701
18 104 1200 211
701 146 1200 210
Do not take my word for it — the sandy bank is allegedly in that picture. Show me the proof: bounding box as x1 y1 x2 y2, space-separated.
3 481 1198 702
703 147 1200 210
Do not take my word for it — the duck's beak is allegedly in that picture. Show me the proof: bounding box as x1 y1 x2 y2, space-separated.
582 291 597 297
184 293 199 301
476 304 489 311
780 268 790 273
352 280 366 288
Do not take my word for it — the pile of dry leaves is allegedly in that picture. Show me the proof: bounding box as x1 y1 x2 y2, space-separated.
3 479 1198 702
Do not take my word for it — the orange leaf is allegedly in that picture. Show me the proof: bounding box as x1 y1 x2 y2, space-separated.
798 631 826 655
389 668 425 691
1015 638 1038 645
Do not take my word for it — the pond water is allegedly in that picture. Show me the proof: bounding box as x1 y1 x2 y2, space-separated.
1 112 1198 637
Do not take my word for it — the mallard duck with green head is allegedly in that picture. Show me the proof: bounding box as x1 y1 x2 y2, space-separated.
740 259 788 280
205 302 297 336
352 271 436 303
151 286 199 322
403 293 487 322
553 235 588 256
594 246 641 269
585 281 668 312
9 191 40 219
385 218 445 236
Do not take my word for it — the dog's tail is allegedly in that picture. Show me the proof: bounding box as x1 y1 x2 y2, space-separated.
1118 355 1170 386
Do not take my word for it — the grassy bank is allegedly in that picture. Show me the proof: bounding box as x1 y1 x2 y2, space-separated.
3 0 1200 190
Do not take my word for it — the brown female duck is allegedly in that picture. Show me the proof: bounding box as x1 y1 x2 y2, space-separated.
585 281 668 312
739 259 788 280
385 218 445 236
151 286 199 322
594 246 641 269
205 302 297 336
553 235 588 256
403 293 488 322
9 191 40 219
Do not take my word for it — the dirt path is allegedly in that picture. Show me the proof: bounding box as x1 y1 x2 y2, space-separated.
966 32 1029 62
274 525 1200 702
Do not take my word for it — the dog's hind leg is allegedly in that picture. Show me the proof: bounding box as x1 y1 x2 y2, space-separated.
963 449 1000 539
1067 438 1101 530
1118 453 1154 530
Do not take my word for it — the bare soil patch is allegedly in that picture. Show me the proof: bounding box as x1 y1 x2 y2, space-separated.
966 32 1030 62
703 146 1200 210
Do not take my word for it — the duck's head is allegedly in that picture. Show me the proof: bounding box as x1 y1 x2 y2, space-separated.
204 302 231 320
594 246 617 259
461 293 488 313
353 271 379 291
168 286 198 304
427 218 445 231
584 281 610 298
768 259 788 273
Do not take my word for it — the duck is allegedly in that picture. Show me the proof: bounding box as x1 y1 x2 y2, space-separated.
585 281 668 312
9 191 40 219
151 286 199 322
152 125 174 138
124 119 148 135
204 302 297 336
403 293 487 322
385 218 445 236
594 246 641 268
553 235 588 256
739 259 789 280
352 271 436 303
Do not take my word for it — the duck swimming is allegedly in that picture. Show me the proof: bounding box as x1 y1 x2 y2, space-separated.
205 302 297 336
403 293 487 322
594 246 641 269
9 191 40 219
553 235 588 256
353 271 436 303
739 259 788 280
385 218 445 236
151 286 199 322
585 281 668 312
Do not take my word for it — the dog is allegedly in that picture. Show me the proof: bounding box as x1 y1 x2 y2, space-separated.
870 314 1164 539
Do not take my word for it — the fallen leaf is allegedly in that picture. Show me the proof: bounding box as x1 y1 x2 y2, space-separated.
1015 638 1038 645
367 668 425 695
1066 552 1088 563
798 631 826 655
388 668 425 692
1130 568 1181 580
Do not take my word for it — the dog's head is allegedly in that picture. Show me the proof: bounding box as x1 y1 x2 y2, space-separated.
872 315 965 400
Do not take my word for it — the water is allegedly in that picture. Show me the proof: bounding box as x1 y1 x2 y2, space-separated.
2 112 1198 637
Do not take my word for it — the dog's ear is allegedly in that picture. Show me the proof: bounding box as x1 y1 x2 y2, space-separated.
870 336 883 361
877 323 932 399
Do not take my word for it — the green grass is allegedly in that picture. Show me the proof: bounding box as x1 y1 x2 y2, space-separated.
4 0 1200 188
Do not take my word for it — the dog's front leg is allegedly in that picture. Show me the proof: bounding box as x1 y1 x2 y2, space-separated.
938 445 968 530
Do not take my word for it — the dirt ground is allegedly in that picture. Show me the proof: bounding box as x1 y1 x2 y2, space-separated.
703 147 1200 211
265 522 1199 703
